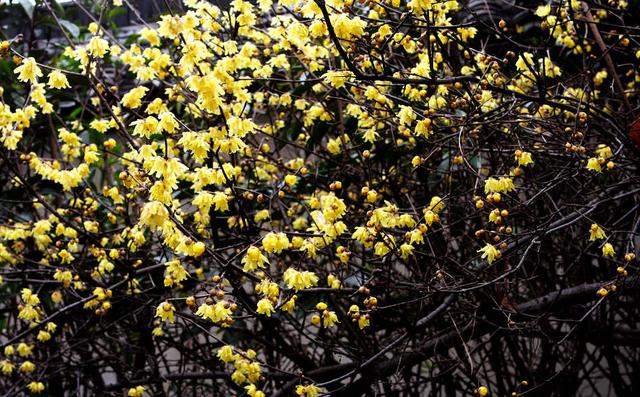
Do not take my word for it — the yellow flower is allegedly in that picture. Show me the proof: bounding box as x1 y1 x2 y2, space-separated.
20 360 36 373
602 243 615 257
330 14 366 40
254 209 270 223
139 201 169 230
17 342 32 357
27 382 45 394
121 86 148 109
358 314 370 329
595 145 613 159
51 290 63 303
374 235 395 256
127 386 145 397
415 118 432 138
327 274 341 289
157 111 179 133
478 244 500 264
323 70 354 89
245 384 266 397
589 224 606 241
262 232 290 254
586 157 602 173
88 36 109 58
326 138 342 154
477 386 489 396
217 345 237 363
281 295 297 313
256 298 274 316
256 280 279 299
296 384 323 397
284 174 297 187
131 116 158 138
484 177 515 194
212 191 230 212
195 302 232 324
516 52 534 71
22 288 40 305
428 196 445 213
423 210 440 226
46 322 57 333
0 360 15 375
155 301 176 323
399 243 415 259
90 119 110 133
283 268 319 291
322 310 339 328
514 150 533 167
15 57 42 83
241 246 269 272
47 69 70 89
37 330 51 342
164 260 188 287
535 4 551 17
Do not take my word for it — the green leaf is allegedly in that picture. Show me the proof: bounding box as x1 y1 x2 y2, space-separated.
69 106 83 120
107 6 126 20
59 19 80 38
50 0 65 14
18 0 35 19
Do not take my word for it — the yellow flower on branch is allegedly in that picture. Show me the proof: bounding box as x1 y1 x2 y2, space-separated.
478 243 501 264
14 57 42 83
589 224 606 241
155 301 176 323
47 70 70 89
602 243 615 257
256 298 275 316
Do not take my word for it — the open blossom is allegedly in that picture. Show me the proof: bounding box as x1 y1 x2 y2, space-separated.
514 150 534 166
262 232 290 254
1 0 638 394
47 69 70 89
283 268 319 291
323 70 355 89
296 384 323 397
139 201 169 229
155 301 176 323
217 345 237 363
589 224 607 241
330 14 366 40
0 360 15 375
602 243 615 257
535 4 551 17
428 196 445 213
241 246 269 272
256 298 275 316
478 243 501 264
484 177 516 194
284 174 297 187
27 382 45 394
121 86 148 109
586 157 602 172
20 360 36 373
14 57 42 83
87 36 109 58
195 301 232 324
322 310 339 328
128 386 145 397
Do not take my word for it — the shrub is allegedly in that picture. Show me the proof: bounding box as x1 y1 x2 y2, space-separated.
0 0 639 395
